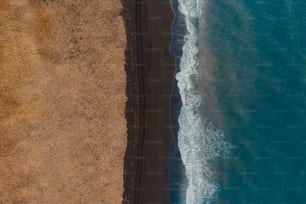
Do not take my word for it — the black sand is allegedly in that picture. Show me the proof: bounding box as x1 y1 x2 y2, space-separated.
122 0 175 203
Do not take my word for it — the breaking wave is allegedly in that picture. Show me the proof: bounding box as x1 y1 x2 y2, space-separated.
175 0 232 203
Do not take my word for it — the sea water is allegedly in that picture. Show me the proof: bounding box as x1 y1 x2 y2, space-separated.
170 0 306 203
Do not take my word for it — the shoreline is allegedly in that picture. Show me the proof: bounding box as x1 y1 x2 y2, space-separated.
122 0 176 203
169 0 188 202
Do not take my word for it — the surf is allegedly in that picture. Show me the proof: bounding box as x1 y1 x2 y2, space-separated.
175 0 231 203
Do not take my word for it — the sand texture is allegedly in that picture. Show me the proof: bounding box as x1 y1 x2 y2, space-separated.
0 0 126 203
123 0 175 203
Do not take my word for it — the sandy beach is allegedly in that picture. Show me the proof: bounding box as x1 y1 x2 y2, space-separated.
0 0 126 203
0 0 176 203
123 0 175 203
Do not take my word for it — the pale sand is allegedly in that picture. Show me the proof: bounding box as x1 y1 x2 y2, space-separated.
0 0 126 203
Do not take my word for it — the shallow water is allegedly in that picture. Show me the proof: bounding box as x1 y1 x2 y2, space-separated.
171 0 306 203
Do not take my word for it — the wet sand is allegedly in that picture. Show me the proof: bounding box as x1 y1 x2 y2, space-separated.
0 0 126 203
123 0 175 203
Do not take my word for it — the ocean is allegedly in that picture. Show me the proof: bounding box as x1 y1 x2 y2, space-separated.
170 0 306 203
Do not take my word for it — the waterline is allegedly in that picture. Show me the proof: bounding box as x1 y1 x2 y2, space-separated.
175 0 231 203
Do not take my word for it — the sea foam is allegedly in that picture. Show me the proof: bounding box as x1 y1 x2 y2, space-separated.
176 0 231 203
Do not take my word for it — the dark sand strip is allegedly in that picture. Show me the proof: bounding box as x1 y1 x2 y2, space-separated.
122 0 175 203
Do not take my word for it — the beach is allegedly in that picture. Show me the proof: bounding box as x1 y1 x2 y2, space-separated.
123 0 175 203
0 0 126 203
0 0 176 203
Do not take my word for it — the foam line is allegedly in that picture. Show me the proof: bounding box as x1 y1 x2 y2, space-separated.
176 0 231 203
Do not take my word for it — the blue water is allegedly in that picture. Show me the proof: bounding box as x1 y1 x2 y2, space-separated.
170 0 306 203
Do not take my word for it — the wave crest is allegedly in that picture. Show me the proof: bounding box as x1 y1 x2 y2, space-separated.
176 0 231 203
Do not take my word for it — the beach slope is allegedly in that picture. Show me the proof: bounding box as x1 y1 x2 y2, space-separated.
123 0 175 203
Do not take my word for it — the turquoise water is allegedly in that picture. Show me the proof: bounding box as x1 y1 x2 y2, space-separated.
170 0 306 203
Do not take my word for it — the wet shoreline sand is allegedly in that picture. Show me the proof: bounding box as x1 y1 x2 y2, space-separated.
122 0 175 203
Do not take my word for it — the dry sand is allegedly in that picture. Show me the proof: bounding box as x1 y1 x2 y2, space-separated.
0 0 126 203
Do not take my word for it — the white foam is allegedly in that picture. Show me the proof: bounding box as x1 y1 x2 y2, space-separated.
176 0 231 203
